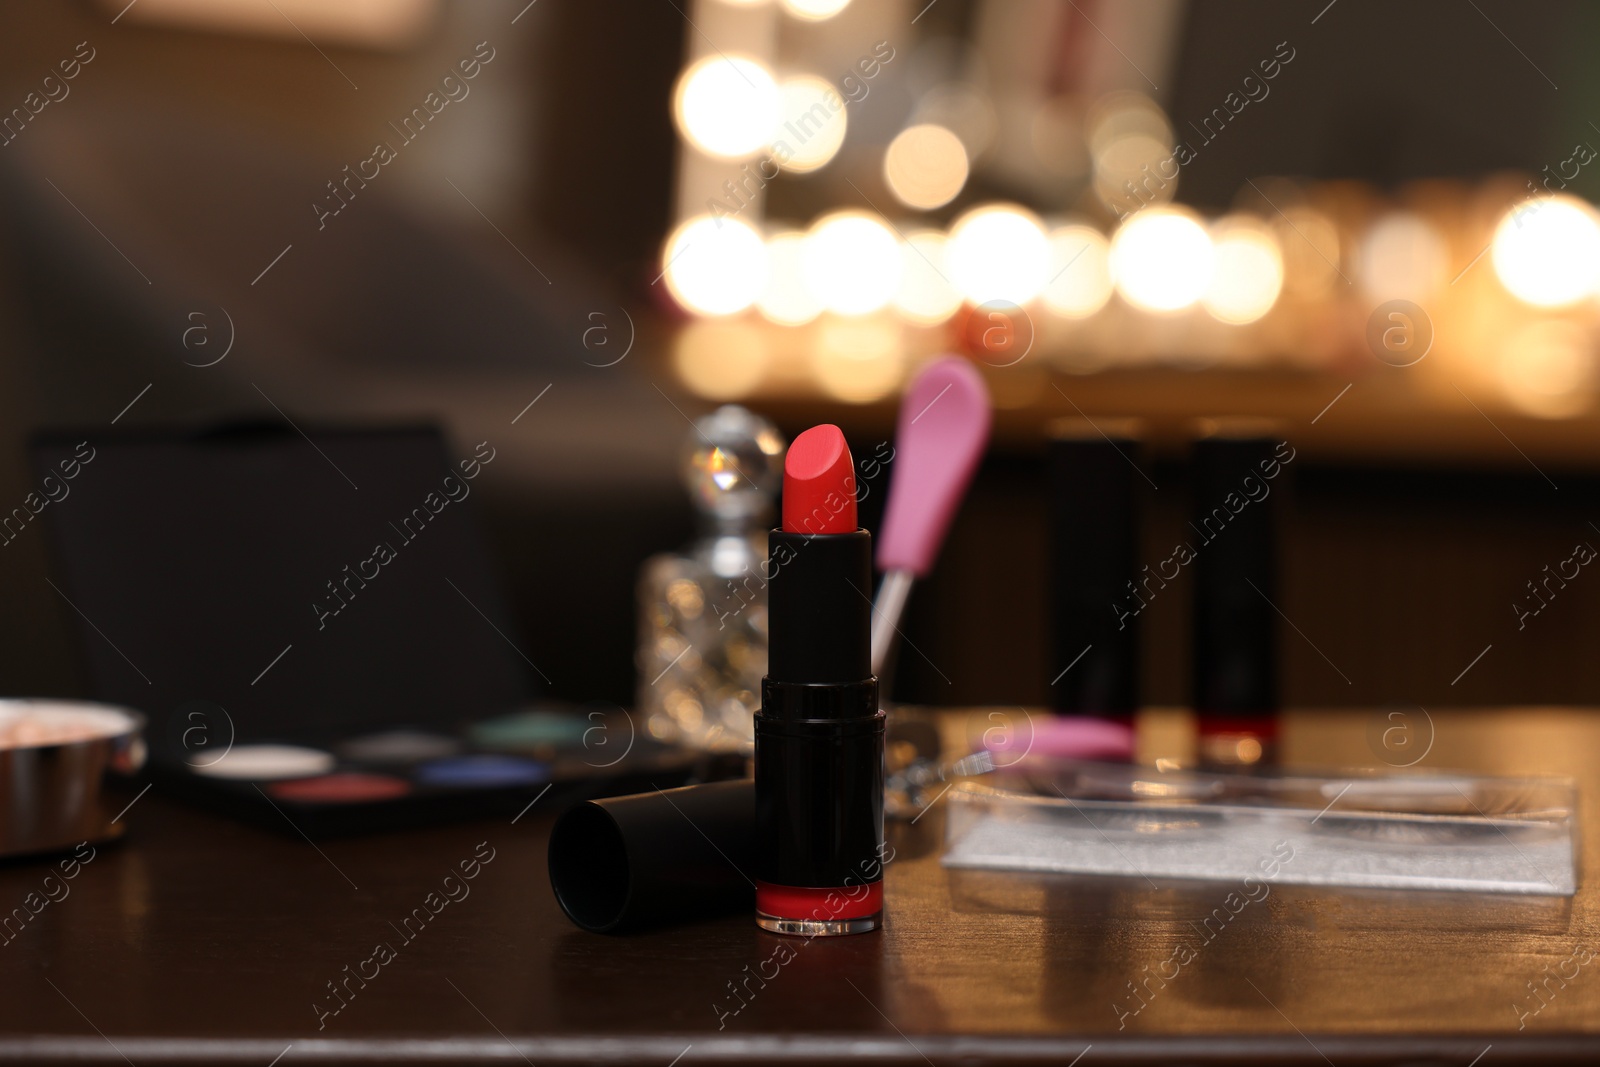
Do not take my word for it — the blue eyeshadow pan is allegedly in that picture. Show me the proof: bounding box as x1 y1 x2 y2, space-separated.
415 754 549 788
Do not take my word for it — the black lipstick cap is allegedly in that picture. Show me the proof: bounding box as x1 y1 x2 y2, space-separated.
547 779 754 933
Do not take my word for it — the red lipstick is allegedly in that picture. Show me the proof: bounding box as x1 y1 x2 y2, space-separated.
782 425 857 535
755 425 885 936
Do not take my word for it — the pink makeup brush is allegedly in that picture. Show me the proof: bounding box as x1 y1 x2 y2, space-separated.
871 357 992 676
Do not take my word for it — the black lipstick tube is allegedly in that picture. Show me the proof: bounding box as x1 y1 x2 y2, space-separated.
1049 417 1144 721
1192 423 1283 767
754 528 884 936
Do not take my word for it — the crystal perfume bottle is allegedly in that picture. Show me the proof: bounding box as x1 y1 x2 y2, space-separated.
637 406 785 751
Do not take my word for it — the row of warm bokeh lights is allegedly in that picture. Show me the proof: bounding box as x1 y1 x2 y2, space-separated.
663 0 1600 417
666 195 1600 324
665 205 1285 325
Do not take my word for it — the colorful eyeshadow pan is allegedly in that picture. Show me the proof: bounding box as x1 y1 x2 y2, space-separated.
336 730 461 765
415 754 549 788
468 710 591 751
189 744 335 780
268 773 413 803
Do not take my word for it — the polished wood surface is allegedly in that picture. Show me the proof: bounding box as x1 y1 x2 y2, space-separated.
3 707 1598 1065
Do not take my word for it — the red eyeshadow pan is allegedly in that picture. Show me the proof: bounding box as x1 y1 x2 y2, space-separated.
267 773 412 804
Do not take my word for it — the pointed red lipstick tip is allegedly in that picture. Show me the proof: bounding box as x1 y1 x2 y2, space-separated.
783 424 857 535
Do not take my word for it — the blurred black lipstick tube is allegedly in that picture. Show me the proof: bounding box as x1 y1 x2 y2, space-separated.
1049 417 1144 721
1191 420 1291 767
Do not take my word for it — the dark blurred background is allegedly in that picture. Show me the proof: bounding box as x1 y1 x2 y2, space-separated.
1 0 1598 716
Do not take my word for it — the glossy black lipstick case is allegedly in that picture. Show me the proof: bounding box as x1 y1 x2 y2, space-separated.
1049 417 1144 720
753 529 885 935
1192 423 1285 767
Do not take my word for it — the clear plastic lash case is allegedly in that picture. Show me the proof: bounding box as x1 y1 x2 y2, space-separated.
942 760 1578 896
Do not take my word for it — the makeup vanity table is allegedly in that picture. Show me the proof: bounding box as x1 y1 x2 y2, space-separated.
3 706 1597 1065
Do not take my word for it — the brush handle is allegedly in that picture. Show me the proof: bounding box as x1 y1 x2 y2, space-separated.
870 568 915 678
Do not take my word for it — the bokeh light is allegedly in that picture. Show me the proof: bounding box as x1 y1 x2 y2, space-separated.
912 83 997 160
811 318 904 402
1087 92 1175 214
1276 206 1342 297
1496 320 1596 418
1093 134 1176 213
779 0 851 20
776 76 847 174
1041 225 1112 319
1111 208 1215 312
1358 212 1448 301
662 214 769 316
947 204 1051 305
673 55 779 159
800 211 903 316
757 231 823 325
1203 218 1284 325
1492 195 1600 307
674 320 771 399
893 231 963 324
884 124 970 211
1087 91 1173 156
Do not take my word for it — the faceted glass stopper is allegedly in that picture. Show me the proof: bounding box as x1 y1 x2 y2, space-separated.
681 405 785 522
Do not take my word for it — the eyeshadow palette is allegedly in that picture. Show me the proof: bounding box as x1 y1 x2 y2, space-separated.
146 707 732 836
32 424 732 837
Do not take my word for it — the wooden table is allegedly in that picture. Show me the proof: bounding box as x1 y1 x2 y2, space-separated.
3 707 1597 1064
